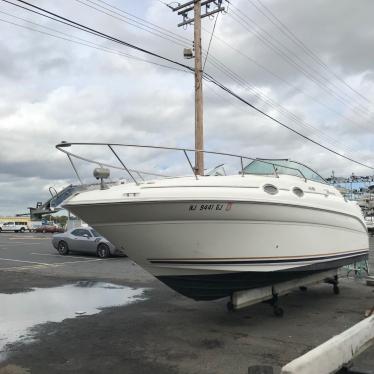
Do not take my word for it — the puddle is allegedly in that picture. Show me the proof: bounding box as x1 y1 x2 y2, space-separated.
0 282 146 359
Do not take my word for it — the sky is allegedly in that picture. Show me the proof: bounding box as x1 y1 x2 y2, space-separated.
0 0 373 215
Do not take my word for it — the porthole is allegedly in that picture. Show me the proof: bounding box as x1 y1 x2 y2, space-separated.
263 184 278 195
292 187 304 197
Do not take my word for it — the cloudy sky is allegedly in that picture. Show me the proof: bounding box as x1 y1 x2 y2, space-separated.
0 0 373 215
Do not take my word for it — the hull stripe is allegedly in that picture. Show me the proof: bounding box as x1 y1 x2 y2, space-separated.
149 249 368 265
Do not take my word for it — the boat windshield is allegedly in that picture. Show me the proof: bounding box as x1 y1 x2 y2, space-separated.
243 159 325 183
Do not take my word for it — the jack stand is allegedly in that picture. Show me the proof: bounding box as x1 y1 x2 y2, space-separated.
270 292 284 317
326 275 340 295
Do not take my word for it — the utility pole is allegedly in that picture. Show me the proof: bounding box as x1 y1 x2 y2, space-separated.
170 0 225 176
193 0 203 176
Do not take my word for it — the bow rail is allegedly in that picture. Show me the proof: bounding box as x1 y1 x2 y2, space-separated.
56 141 325 185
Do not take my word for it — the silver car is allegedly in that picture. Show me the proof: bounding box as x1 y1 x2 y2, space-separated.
52 226 123 258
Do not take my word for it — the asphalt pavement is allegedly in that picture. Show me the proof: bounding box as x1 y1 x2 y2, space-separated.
0 232 373 374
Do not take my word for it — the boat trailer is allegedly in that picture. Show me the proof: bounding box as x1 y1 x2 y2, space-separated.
227 269 339 316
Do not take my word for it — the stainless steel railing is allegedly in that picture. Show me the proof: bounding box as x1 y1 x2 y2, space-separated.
56 141 325 185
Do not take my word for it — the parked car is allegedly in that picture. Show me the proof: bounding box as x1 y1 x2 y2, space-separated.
52 226 124 258
35 225 64 233
0 221 29 233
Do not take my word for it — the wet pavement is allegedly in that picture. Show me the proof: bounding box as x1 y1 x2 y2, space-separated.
0 282 146 360
0 233 373 374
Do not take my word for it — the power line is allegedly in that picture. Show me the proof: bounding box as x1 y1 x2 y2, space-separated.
2 0 373 170
1 0 195 72
229 2 369 114
204 74 374 170
228 3 370 118
65 0 357 153
205 55 358 155
0 14 191 73
164 1 360 152
200 26 370 132
95 0 192 44
74 0 190 48
73 0 367 141
251 0 373 106
63 0 371 138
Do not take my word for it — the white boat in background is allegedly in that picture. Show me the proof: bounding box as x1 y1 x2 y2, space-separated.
58 142 369 301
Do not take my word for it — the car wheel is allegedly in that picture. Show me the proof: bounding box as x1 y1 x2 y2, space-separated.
58 241 69 255
97 243 110 258
42 229 46 233
20 227 25 233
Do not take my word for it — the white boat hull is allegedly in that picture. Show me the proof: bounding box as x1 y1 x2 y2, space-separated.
66 199 369 300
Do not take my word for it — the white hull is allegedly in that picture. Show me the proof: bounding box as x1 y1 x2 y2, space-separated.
88 203 367 275
65 174 369 300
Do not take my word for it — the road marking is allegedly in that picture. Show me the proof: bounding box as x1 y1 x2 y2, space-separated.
0 243 41 246
55 258 108 265
0 256 115 272
0 257 50 265
8 237 50 240
31 252 95 260
0 264 52 271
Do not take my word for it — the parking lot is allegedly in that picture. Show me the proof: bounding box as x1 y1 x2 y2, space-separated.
0 233 373 374
0 233 111 271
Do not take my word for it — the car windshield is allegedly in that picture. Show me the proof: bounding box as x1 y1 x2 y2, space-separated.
243 159 325 183
90 229 101 238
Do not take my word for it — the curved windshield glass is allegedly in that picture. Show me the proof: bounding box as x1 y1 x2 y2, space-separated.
243 159 325 183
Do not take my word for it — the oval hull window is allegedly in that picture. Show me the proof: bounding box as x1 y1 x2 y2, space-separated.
292 187 304 197
263 184 278 195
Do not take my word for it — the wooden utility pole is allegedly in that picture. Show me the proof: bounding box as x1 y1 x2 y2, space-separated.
194 0 204 175
170 0 225 176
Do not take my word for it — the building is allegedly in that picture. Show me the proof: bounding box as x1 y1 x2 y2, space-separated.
0 216 31 223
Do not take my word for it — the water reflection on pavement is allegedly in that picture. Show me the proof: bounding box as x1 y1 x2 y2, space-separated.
0 282 147 359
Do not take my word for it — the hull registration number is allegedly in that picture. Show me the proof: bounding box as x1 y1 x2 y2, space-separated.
189 203 233 211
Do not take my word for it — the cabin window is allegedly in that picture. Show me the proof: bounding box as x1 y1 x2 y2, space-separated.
292 187 304 197
263 184 278 195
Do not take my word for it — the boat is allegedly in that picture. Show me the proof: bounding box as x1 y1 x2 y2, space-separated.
58 142 369 301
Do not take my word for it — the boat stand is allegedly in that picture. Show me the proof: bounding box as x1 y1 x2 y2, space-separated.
228 269 339 316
